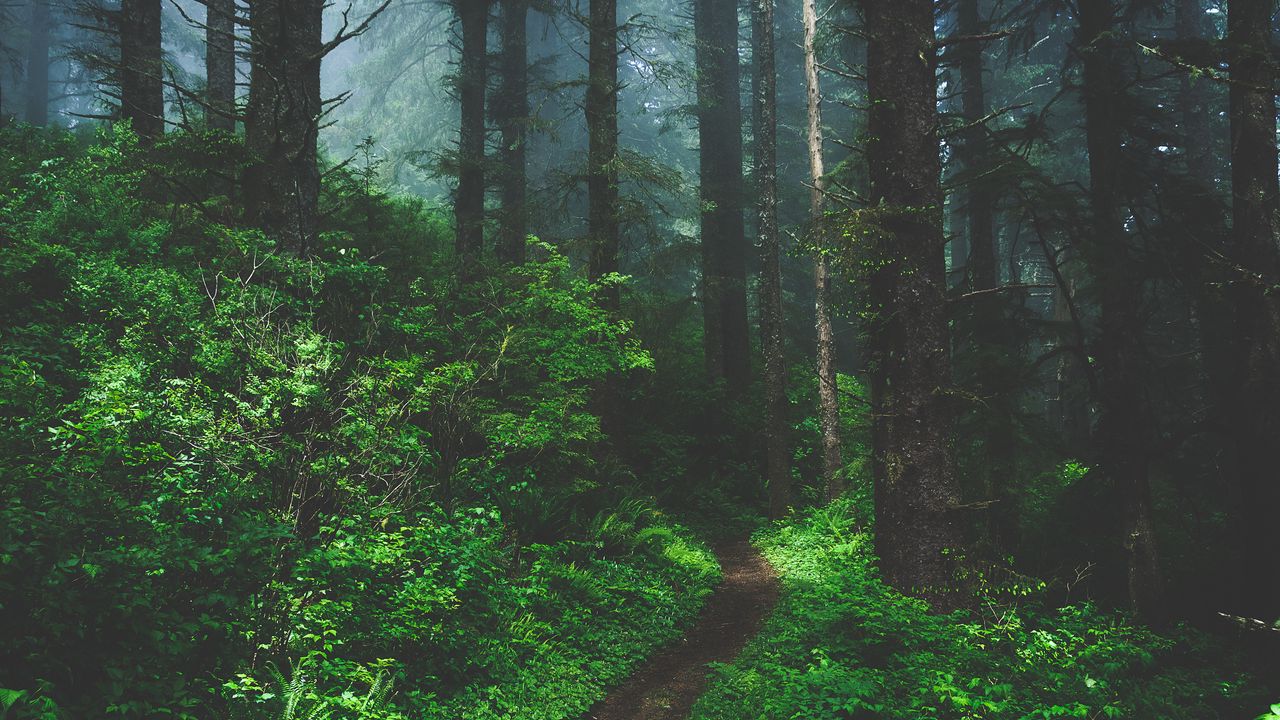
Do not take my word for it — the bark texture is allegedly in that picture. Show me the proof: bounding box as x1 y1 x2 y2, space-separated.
803 0 841 501
865 0 964 609
1077 0 1165 623
694 0 749 390
587 0 620 310
1226 0 1280 620
244 0 323 254
754 0 788 518
497 0 529 264
454 0 489 274
119 0 164 140
205 0 236 131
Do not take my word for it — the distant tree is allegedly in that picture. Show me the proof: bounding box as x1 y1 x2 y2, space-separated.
586 0 620 310
119 0 163 139
496 0 530 264
205 0 235 131
25 0 51 125
694 0 748 390
452 0 490 276
753 0 787 517
865 0 964 609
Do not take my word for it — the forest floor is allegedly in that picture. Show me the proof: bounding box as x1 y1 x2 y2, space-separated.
584 539 779 720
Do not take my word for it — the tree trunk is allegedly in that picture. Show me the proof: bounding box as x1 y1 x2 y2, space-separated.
1077 0 1165 624
955 0 1015 549
587 0 620 310
694 0 749 390
454 0 489 275
803 0 841 502
25 0 51 126
244 0 323 254
1226 0 1280 621
754 0 788 518
865 0 964 610
119 0 164 140
497 0 529 264
205 0 236 131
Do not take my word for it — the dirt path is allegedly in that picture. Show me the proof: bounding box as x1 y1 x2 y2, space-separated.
584 539 779 720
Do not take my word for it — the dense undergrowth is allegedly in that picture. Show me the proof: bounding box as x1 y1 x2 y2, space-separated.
692 494 1269 720
0 124 719 719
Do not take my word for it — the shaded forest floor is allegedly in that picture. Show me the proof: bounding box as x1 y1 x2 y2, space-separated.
586 540 779 720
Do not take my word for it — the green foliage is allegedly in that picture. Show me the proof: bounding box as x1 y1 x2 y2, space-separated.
0 124 716 719
692 496 1265 720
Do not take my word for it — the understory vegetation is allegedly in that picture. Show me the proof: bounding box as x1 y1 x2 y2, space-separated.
0 125 719 719
693 494 1269 720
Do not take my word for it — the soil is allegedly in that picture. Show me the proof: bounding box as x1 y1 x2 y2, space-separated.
583 539 780 720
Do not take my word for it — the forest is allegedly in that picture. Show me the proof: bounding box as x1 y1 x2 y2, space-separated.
0 0 1278 717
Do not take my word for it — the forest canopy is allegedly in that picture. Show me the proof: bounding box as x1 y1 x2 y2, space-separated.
0 0 1277 718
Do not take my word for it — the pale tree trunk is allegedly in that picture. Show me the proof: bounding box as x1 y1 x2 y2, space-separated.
120 0 164 140
1077 0 1165 624
694 0 749 390
587 0 620 310
205 0 236 131
865 0 964 610
453 0 489 275
804 0 841 502
497 0 529 264
754 0 788 518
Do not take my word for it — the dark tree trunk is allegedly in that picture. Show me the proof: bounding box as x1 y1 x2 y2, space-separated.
25 0 51 125
957 0 995 293
205 0 236 131
453 0 489 275
865 0 964 610
587 0 620 310
955 0 1014 549
694 0 749 390
497 0 529 264
244 0 323 254
1226 0 1280 621
803 0 841 501
119 0 164 140
1077 0 1165 624
754 0 788 517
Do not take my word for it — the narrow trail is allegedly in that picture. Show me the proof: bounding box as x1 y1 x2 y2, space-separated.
585 539 779 720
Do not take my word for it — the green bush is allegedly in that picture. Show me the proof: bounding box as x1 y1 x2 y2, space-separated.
0 125 716 719
692 496 1265 720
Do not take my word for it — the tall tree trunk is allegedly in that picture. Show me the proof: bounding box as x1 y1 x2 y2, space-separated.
694 0 749 390
244 0 323 254
205 0 236 131
1226 0 1280 621
497 0 529 264
955 0 1014 548
803 0 841 501
454 0 489 275
119 0 164 140
25 0 51 125
865 0 964 609
1077 0 1165 624
754 0 788 517
587 0 620 310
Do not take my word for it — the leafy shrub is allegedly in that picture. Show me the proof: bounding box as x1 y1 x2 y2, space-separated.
692 496 1266 720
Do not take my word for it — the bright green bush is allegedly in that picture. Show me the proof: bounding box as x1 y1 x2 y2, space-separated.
0 125 717 719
